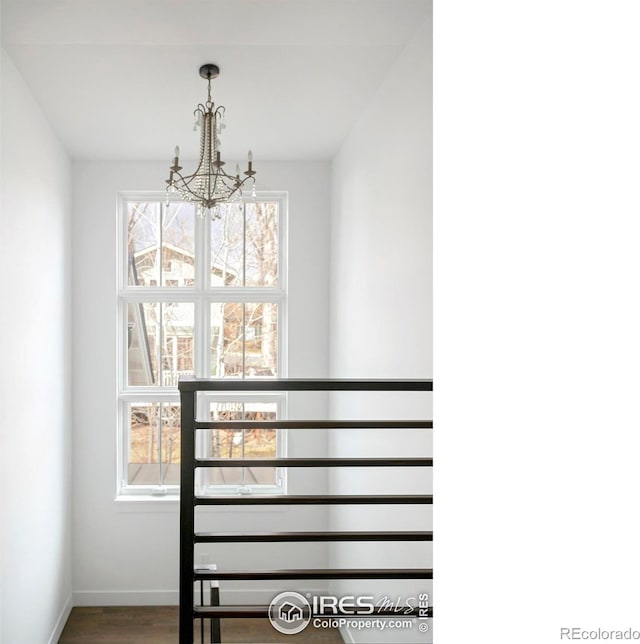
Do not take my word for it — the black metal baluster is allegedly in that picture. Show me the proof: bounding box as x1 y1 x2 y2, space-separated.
179 390 195 644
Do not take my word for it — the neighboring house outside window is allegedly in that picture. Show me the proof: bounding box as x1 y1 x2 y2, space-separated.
117 193 287 496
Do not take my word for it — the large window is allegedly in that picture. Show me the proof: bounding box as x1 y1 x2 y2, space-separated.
117 193 287 496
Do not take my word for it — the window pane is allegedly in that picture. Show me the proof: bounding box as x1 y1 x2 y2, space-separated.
210 303 243 377
128 202 160 286
245 302 278 376
245 202 278 286
161 303 195 387
201 401 277 486
210 203 243 286
162 203 195 287
128 403 159 485
127 302 159 386
160 403 181 485
210 302 278 377
207 402 244 459
127 302 194 386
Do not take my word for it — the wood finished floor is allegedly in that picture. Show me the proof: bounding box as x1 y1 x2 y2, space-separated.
58 607 344 644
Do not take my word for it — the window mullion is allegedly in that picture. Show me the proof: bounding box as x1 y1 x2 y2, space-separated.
241 203 246 382
121 401 129 492
241 303 246 379
197 208 208 379
159 202 164 288
194 206 209 487
157 402 163 487
242 402 246 487
157 302 163 389
242 201 247 287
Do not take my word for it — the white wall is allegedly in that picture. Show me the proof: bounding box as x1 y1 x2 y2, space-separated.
0 51 73 644
328 14 432 644
71 160 332 604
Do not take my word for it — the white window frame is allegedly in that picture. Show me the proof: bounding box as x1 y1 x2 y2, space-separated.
116 191 288 498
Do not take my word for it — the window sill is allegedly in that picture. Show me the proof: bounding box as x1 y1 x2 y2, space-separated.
114 495 180 512
113 495 291 513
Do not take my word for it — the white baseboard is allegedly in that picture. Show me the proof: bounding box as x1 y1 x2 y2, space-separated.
73 590 179 606
47 594 73 644
73 587 329 606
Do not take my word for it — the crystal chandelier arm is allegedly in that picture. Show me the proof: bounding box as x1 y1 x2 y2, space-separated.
174 165 253 190
169 162 252 200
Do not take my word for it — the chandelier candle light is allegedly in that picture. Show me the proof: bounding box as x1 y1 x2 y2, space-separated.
166 64 256 218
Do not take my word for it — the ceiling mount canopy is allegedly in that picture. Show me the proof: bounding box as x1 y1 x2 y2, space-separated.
199 63 219 80
165 63 256 218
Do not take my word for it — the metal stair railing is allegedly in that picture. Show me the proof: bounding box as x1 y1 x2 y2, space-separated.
178 377 433 644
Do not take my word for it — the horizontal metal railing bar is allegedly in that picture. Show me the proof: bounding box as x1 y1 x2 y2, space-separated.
193 605 433 618
194 457 432 468
194 494 432 506
178 377 432 392
194 419 432 429
193 568 433 581
194 530 433 543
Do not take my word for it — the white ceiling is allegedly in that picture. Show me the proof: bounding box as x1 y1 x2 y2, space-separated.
1 0 430 161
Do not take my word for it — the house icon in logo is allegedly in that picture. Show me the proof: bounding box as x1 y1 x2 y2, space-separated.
269 591 312 635
278 601 304 623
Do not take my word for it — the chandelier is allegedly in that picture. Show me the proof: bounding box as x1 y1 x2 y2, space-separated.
166 64 256 217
